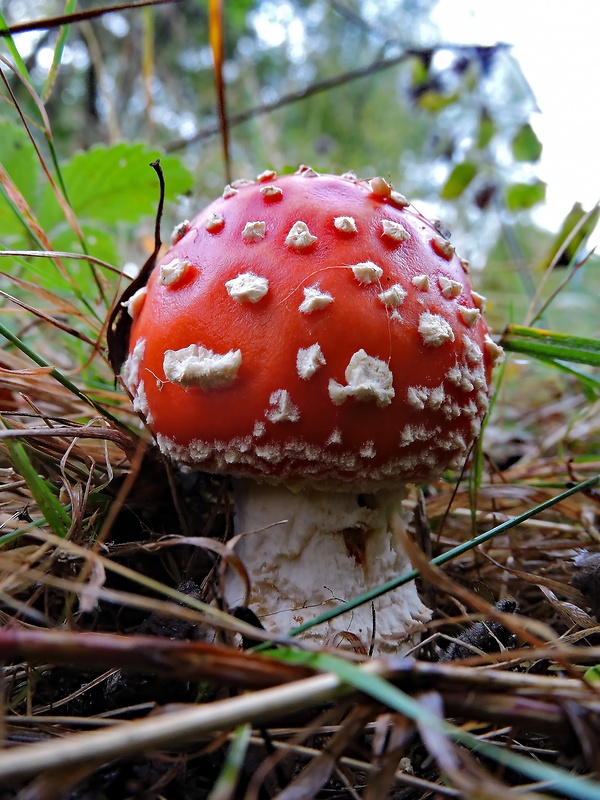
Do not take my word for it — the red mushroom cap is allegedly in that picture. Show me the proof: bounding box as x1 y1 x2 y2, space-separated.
122 169 502 490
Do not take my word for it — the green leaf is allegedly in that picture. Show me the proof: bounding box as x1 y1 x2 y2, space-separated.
584 665 600 684
441 161 478 200
39 143 193 229
0 120 40 236
512 122 542 162
476 110 495 149
506 180 546 211
416 89 459 113
501 325 600 368
536 202 600 271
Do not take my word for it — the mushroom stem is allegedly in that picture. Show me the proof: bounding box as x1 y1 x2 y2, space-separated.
223 480 431 654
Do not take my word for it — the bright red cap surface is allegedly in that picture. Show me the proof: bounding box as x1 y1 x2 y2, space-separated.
122 169 502 489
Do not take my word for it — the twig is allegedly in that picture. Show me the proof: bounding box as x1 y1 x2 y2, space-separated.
0 0 184 36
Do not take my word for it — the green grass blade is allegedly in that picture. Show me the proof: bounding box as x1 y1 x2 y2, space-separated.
502 325 600 367
269 650 600 800
288 474 600 637
41 0 77 103
1 434 70 538
207 724 251 800
0 11 29 80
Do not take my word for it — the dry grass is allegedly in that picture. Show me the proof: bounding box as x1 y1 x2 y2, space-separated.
0 340 598 798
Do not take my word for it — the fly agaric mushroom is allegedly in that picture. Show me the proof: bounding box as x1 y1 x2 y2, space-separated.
120 168 503 653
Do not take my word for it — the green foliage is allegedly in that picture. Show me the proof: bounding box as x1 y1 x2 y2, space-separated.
512 122 543 162
506 179 547 211
0 127 193 291
39 142 193 230
0 120 38 234
536 201 600 271
441 160 478 200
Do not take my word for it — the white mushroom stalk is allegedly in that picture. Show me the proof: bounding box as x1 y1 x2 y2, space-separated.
224 481 430 654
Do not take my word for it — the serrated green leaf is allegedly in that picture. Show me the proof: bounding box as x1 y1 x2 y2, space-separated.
506 180 546 211
39 143 193 230
512 122 543 162
0 120 40 236
441 160 478 200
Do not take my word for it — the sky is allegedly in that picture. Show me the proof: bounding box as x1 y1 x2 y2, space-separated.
432 0 600 237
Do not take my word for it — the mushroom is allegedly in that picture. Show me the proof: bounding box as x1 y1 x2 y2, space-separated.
121 168 503 654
